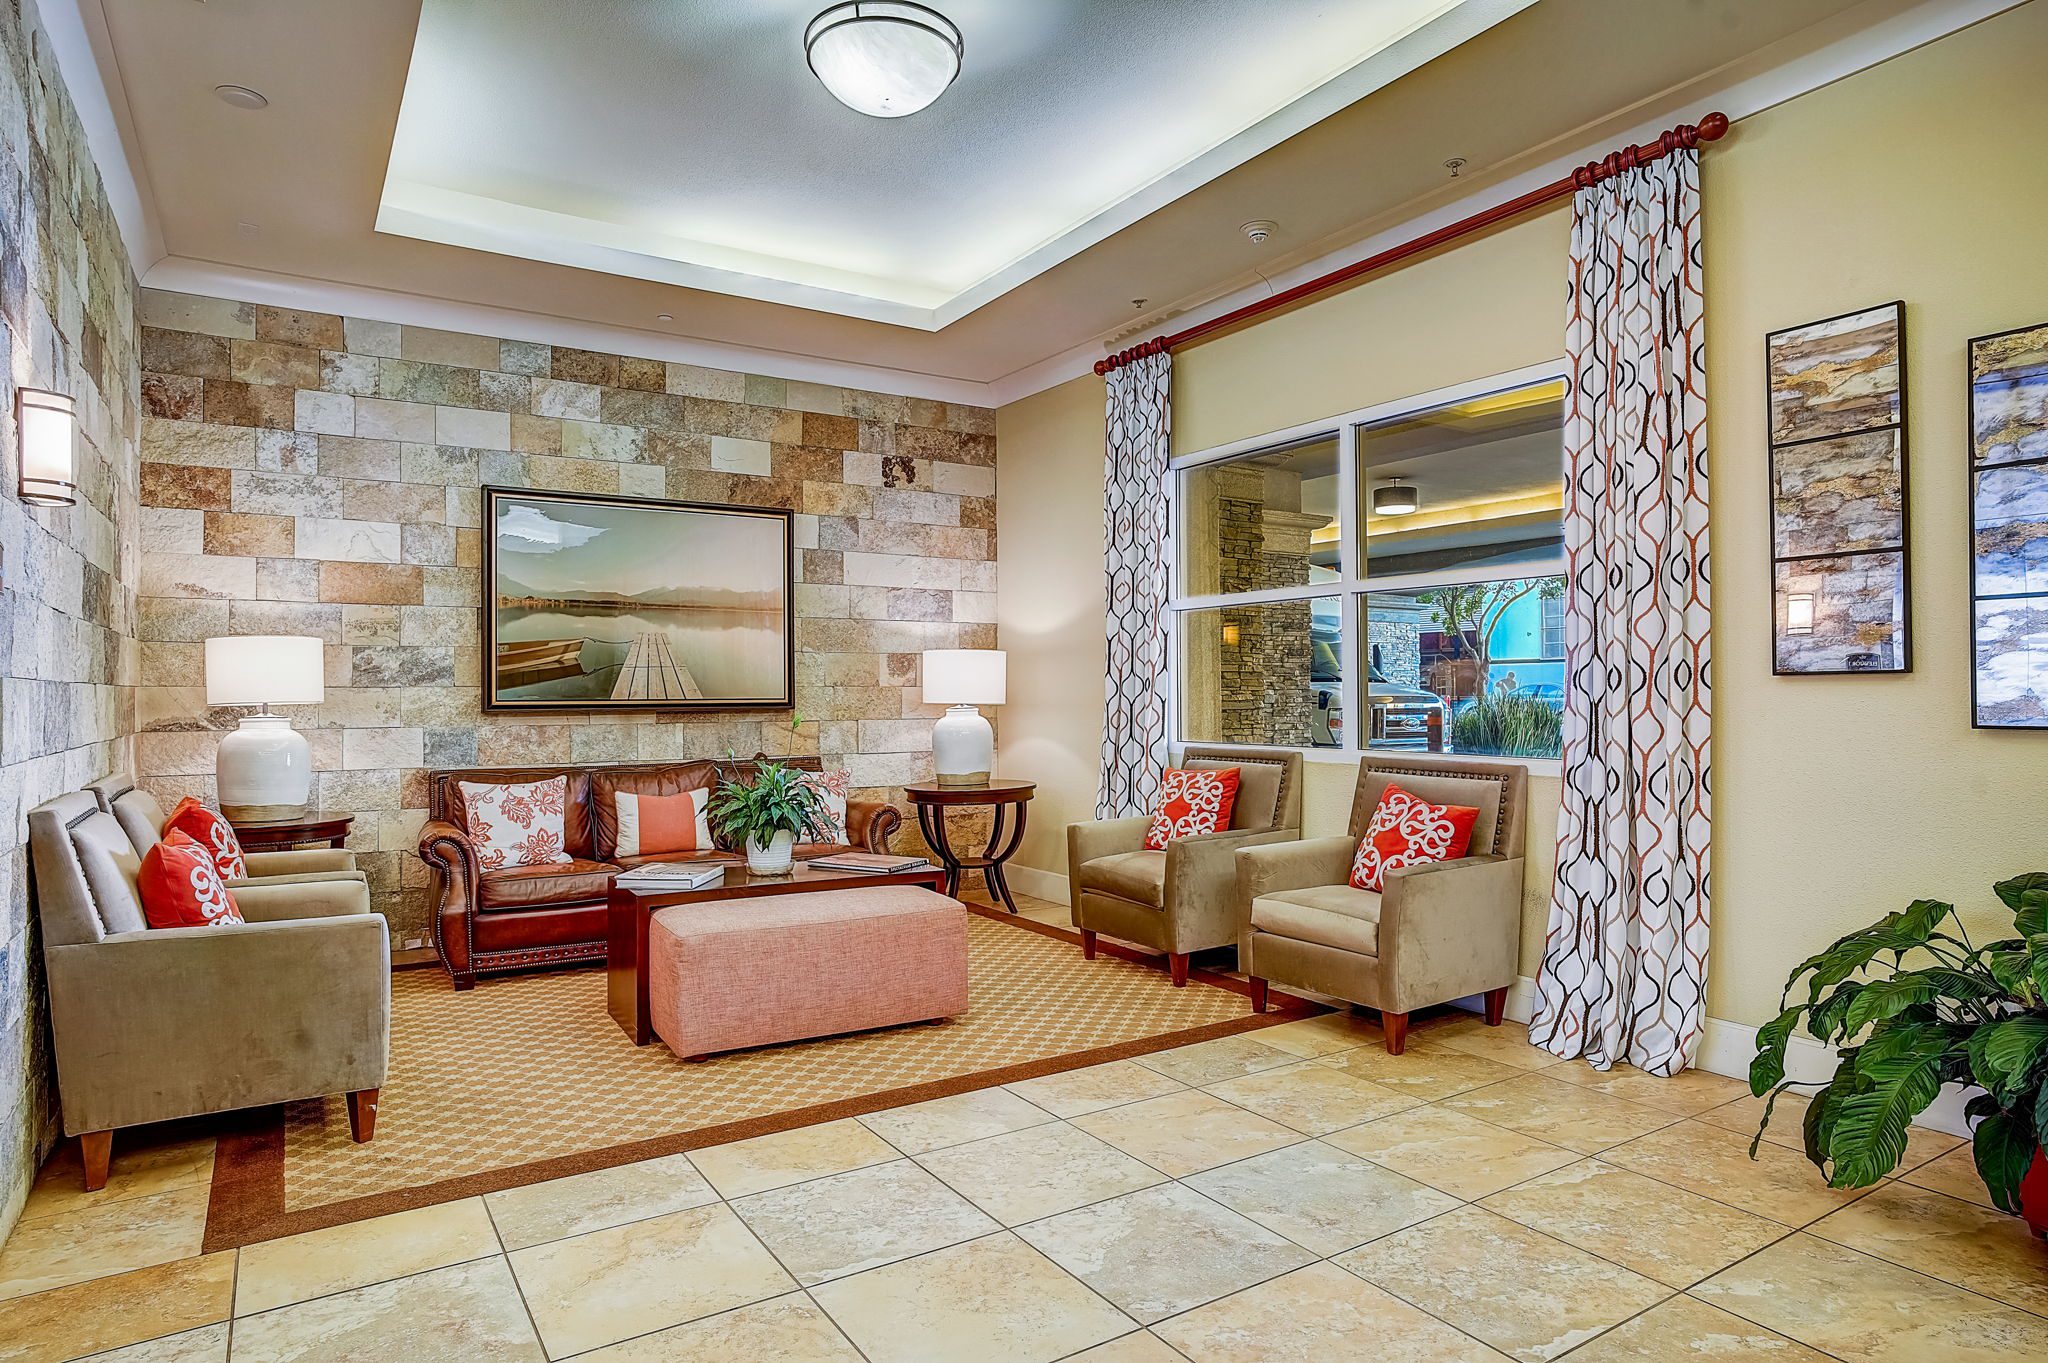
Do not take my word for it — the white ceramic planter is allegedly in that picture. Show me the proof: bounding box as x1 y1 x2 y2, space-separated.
745 828 797 876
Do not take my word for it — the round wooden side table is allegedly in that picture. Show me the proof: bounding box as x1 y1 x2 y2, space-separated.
903 779 1036 913
227 812 354 852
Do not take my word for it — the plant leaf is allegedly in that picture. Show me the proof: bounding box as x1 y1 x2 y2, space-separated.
1824 1023 1954 1186
1751 1006 1804 1095
1994 871 2048 920
1972 1111 2037 1216
1966 1016 2048 1099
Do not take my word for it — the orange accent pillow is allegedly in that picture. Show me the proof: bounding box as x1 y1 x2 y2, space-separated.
615 789 712 857
140 830 245 930
1144 767 1241 851
1349 783 1479 892
162 796 247 881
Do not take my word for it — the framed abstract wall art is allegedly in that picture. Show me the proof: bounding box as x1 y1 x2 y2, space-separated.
1765 301 1911 674
1968 320 2048 728
482 487 794 713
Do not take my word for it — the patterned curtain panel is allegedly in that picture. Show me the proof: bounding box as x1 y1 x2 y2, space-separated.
1530 149 1711 1077
1097 351 1174 818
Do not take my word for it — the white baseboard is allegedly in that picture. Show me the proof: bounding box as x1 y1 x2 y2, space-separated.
1008 863 1070 906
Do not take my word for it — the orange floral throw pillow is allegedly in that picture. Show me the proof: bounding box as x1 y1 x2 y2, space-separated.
139 830 244 930
459 776 572 870
162 795 247 881
1349 783 1479 892
1144 767 1241 851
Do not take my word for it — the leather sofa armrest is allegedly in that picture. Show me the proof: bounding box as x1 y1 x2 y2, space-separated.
847 799 899 854
418 818 481 985
243 848 357 877
1378 854 1526 1013
232 876 373 923
418 819 478 890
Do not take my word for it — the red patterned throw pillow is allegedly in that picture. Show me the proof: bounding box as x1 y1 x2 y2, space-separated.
1144 767 1241 851
162 796 247 881
459 776 572 870
139 830 244 930
1350 782 1479 892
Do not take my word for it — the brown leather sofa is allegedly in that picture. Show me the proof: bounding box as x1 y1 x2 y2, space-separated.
418 756 901 989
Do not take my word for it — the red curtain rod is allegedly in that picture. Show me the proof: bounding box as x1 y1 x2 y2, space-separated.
1093 112 1729 377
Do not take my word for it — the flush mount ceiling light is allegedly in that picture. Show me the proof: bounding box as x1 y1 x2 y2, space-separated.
805 2 962 119
1373 479 1419 516
214 84 268 109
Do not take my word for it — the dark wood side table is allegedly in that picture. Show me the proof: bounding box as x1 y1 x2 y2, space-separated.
904 779 1035 914
227 812 354 852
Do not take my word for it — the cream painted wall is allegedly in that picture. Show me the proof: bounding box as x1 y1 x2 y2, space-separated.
995 2 2048 1025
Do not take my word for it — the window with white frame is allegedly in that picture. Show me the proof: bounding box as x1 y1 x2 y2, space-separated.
1170 368 1568 760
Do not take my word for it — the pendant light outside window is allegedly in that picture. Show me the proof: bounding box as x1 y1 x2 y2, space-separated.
17 387 77 506
805 3 962 118
1372 478 1418 516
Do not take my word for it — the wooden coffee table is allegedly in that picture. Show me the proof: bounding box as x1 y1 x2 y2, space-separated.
607 861 947 1044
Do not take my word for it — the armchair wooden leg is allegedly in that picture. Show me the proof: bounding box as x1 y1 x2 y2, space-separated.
1168 952 1189 988
1484 986 1508 1026
1080 929 1098 960
1249 977 1269 1014
347 1088 379 1143
1382 1011 1409 1055
80 1131 112 1191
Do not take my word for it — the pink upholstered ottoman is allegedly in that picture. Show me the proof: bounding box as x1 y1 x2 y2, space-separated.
646 886 969 1060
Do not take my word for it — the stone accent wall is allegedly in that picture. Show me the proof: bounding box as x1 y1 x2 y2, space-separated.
134 295 995 946
1211 469 1316 747
0 3 141 1238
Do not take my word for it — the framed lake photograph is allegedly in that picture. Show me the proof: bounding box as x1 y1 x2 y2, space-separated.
482 487 793 713
1968 320 2048 727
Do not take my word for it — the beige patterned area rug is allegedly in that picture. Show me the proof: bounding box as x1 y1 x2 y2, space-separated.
206 908 1309 1249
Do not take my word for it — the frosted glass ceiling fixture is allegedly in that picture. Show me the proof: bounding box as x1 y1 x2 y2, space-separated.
805 3 962 118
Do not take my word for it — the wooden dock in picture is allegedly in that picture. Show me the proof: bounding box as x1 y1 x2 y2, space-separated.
612 632 705 701
497 639 585 688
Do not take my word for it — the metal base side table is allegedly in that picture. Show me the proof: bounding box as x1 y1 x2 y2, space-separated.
904 779 1035 913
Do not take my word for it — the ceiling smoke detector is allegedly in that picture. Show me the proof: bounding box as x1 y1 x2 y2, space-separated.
1240 220 1277 245
214 84 268 110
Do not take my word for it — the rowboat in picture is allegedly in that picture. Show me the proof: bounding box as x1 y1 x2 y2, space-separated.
496 638 585 688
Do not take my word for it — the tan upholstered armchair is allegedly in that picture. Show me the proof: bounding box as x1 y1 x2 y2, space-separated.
1236 752 1527 1052
89 774 363 884
1067 747 1303 985
28 789 390 1189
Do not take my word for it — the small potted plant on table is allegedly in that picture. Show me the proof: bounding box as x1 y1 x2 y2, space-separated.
1750 872 2048 1238
708 759 835 876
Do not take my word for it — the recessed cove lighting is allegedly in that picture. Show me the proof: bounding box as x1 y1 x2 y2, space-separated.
1373 479 1419 516
805 3 962 119
214 84 268 110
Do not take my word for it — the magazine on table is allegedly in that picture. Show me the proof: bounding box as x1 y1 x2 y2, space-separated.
612 861 727 890
805 851 933 874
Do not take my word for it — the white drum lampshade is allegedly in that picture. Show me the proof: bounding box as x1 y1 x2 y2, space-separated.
206 635 325 822
922 648 1004 787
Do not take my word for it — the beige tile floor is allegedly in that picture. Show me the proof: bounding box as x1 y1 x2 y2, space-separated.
4 893 2046 1362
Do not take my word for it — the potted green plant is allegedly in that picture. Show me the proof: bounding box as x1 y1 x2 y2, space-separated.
1749 872 2048 1238
707 759 834 876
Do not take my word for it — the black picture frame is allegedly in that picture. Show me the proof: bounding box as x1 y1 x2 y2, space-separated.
1764 300 1912 676
481 486 795 714
1965 318 2048 729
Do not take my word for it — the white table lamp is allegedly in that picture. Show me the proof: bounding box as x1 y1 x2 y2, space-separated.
206 635 325 821
923 649 1005 787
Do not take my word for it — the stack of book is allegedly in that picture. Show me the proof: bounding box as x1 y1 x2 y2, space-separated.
612 861 726 891
806 851 933 875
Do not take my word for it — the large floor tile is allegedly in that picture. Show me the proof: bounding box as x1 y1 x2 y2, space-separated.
1696 1089 1964 1170
1808 1180 2048 1316
1557 1293 1832 1362
228 1257 543 1362
1325 1105 1578 1201
78 1323 230 1363
1243 1011 1386 1059
0 1185 210 1300
858 1087 1056 1154
23 1136 215 1224
1899 1146 1996 1208
1543 1060 1750 1116
811 1232 1133 1363
1005 1061 1185 1118
1694 1233 2048 1362
1439 1074 1680 1155
1479 1160 1787 1288
729 1158 999 1285
0 1254 233 1363
685 1117 899 1198
1315 1043 1526 1101
1015 1183 1314 1325
1131 1035 1297 1086
1184 1140 1459 1256
1070 1090 1303 1178
1154 1261 1499 1363
1204 1061 1420 1135
917 1121 1165 1224
235 1197 500 1315
1061 1333 1188 1361
1411 1019 1563 1072
1335 1206 1669 1362
1600 1120 1867 1226
573 1292 865 1362
485 1151 718 1250
508 1202 793 1356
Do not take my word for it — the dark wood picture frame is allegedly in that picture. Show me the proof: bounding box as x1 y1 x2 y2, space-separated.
1764 300 1912 676
1966 318 2048 729
481 486 795 714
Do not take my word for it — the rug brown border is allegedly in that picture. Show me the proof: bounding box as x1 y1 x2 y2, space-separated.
203 906 1316 1251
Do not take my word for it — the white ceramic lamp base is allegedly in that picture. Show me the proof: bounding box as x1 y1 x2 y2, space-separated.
931 704 993 787
216 713 312 822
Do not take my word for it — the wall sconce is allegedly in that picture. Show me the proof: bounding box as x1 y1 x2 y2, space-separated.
1221 623 1241 647
17 388 77 506
1786 592 1816 636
